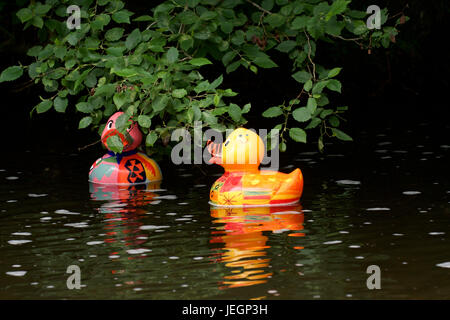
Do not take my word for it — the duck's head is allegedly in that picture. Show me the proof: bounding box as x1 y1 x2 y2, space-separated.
101 112 142 152
208 128 265 172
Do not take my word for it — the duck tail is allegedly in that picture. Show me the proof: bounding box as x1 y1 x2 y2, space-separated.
286 168 304 196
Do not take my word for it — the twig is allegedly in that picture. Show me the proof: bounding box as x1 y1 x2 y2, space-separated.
303 30 316 81
245 0 272 15
78 139 101 151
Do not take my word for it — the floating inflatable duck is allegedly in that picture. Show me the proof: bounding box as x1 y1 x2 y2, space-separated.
208 128 303 207
88 112 162 185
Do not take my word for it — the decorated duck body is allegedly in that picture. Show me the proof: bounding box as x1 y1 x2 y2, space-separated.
88 112 162 185
208 128 303 207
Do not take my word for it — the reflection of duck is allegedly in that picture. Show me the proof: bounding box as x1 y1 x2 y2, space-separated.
89 112 162 185
89 181 161 203
210 205 304 289
208 128 303 207
89 182 161 266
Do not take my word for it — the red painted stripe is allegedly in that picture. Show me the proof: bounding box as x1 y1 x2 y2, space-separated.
244 195 271 199
270 198 296 204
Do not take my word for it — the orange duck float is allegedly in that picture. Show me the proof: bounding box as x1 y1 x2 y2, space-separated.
208 128 303 207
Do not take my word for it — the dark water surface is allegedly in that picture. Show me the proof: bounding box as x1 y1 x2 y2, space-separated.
1 122 449 300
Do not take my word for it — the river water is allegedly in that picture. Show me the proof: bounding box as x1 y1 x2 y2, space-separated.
1 120 449 299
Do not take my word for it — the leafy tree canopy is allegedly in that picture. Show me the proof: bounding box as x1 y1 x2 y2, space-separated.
0 0 406 155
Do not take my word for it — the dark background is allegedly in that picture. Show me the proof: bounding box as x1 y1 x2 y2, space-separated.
0 0 448 156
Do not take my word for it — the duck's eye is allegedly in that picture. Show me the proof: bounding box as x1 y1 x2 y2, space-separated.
246 134 248 136
225 141 229 146
107 120 113 129
239 134 242 137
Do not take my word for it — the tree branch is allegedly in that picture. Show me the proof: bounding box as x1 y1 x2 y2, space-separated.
245 0 272 15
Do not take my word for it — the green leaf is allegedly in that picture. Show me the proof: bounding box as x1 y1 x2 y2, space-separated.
262 0 274 11
226 61 241 73
312 80 329 94
253 56 278 68
105 27 124 41
172 88 187 98
291 16 308 30
134 15 153 22
332 128 353 141
213 94 220 106
152 95 169 112
326 0 350 21
112 10 133 24
264 13 285 28
178 10 198 24
27 46 42 57
327 79 342 92
92 13 111 31
179 34 194 51
304 79 313 91
352 20 368 35
305 117 321 129
276 40 297 53
36 100 53 114
289 127 307 143
35 3 51 15
200 11 217 20
79 116 92 129
327 67 342 78
292 71 311 83
31 16 44 28
167 47 179 64
292 107 311 122
0 66 23 82
306 97 317 114
209 75 223 90
189 58 212 66
74 68 90 91
54 47 67 60
220 21 234 34
222 51 236 66
138 115 152 128
320 109 333 119
76 102 93 113
318 136 324 152
115 112 131 131
16 8 33 23
54 97 68 113
125 28 142 50
242 103 251 114
94 83 116 97
113 92 128 109
328 115 340 127
111 68 138 77
262 106 283 118
202 111 218 125
145 132 158 146
107 135 124 153
228 104 242 122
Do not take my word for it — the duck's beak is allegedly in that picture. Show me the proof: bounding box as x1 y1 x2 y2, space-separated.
207 140 222 164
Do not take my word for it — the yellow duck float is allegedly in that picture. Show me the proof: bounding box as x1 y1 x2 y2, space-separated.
208 128 303 207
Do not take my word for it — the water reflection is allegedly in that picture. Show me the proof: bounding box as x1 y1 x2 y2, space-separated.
89 182 161 263
210 205 304 289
